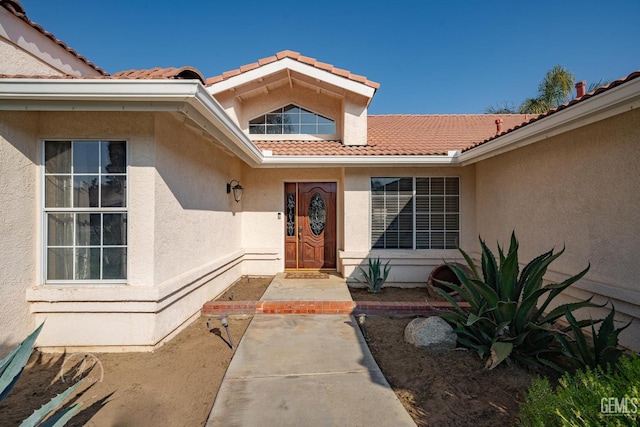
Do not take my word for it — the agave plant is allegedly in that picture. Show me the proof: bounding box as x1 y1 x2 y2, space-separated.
357 257 391 293
555 306 631 372
435 232 598 371
1 323 84 426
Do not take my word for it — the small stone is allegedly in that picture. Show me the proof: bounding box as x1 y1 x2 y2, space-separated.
404 316 457 350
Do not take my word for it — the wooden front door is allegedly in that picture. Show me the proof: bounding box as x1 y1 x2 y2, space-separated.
284 182 336 269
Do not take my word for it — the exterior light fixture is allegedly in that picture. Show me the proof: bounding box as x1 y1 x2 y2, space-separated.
218 314 234 349
227 179 243 203
356 313 367 340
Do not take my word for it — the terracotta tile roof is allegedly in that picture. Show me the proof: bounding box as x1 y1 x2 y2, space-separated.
112 67 205 84
0 66 206 84
206 50 380 90
255 114 533 156
1 0 107 76
464 70 640 152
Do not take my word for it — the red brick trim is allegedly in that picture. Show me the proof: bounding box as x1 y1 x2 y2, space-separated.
202 300 470 316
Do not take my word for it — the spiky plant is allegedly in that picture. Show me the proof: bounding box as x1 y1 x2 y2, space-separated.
357 257 391 293
435 232 598 371
1 323 84 426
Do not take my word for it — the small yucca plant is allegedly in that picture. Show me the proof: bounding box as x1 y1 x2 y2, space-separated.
1 323 84 426
357 257 391 293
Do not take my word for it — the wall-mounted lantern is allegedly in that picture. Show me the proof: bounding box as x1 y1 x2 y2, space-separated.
227 180 243 203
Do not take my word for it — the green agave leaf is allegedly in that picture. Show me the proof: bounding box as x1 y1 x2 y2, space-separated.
479 237 499 291
433 288 468 315
0 323 44 402
19 380 83 427
541 298 601 324
519 249 555 300
39 402 83 427
496 300 517 324
485 342 513 370
456 245 480 280
535 263 590 317
499 233 520 301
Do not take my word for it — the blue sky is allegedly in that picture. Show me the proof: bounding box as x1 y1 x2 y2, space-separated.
20 0 640 114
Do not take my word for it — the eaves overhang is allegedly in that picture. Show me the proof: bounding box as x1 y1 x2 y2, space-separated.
257 153 460 168
458 76 640 166
0 78 264 167
206 57 377 100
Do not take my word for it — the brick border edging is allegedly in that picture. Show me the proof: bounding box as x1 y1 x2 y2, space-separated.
202 300 470 316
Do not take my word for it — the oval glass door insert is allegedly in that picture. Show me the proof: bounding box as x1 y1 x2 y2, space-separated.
309 193 326 236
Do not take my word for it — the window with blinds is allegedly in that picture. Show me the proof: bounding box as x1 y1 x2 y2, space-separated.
371 177 459 249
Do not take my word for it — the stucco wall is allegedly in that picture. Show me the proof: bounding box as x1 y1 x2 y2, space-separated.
20 111 247 350
475 109 640 349
153 113 244 285
0 38 63 76
340 166 476 283
0 112 39 355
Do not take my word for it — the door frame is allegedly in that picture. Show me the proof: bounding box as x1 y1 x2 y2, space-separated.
284 182 337 270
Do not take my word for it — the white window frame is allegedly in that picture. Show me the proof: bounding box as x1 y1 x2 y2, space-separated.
370 176 460 250
41 139 129 285
247 103 336 137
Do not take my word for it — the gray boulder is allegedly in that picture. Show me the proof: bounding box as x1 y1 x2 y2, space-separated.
404 316 457 350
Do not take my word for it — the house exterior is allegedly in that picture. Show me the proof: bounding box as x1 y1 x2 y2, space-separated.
1 1 639 352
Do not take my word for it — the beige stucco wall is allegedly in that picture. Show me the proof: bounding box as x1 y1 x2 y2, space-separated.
11 111 248 350
0 38 63 76
0 112 39 355
475 109 640 349
340 166 476 283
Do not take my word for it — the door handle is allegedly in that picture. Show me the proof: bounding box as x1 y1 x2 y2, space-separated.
298 226 302 240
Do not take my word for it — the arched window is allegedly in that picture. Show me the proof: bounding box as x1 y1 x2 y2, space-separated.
249 104 335 135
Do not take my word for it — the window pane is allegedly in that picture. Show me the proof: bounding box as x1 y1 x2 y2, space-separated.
283 123 300 134
416 178 430 195
45 141 71 173
431 214 445 230
399 214 413 231
445 197 459 212
372 231 385 248
104 213 127 245
416 232 430 249
266 124 283 134
431 232 445 249
399 232 413 249
445 233 459 249
416 213 429 229
445 178 459 195
445 214 459 230
249 116 266 125
266 114 282 125
48 213 74 246
76 248 101 280
300 113 316 124
317 115 332 125
47 248 73 280
317 124 335 134
431 196 445 213
103 248 126 279
74 175 100 207
45 176 71 208
102 176 126 207
431 178 445 195
282 113 298 125
249 124 265 134
73 141 100 173
283 105 300 114
101 141 126 173
76 213 101 246
415 196 429 213
300 124 316 134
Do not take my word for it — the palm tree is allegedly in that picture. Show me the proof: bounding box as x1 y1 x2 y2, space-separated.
519 65 575 113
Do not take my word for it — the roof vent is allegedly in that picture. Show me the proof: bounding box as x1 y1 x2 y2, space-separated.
495 118 503 134
575 80 586 98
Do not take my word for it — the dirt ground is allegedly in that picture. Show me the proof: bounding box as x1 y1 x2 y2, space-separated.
1 280 536 427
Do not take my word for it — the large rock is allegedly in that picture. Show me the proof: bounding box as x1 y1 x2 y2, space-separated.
404 316 457 350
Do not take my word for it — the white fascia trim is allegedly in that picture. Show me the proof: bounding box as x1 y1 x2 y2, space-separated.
207 57 376 99
258 154 460 168
458 78 640 165
0 78 264 166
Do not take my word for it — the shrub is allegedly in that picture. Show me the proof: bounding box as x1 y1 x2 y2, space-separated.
0 323 84 426
357 257 390 293
519 354 640 426
435 232 597 371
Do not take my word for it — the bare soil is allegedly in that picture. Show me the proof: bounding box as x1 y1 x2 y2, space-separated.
1 280 536 427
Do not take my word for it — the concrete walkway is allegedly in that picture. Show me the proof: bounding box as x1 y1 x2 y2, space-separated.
206 274 416 427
